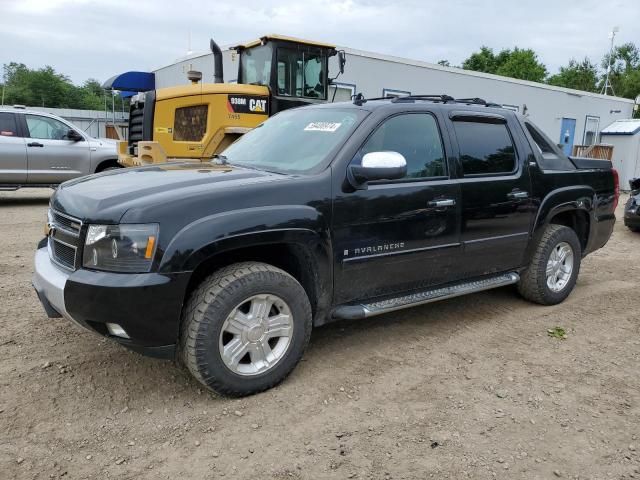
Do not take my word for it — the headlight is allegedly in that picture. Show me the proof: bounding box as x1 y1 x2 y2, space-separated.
83 224 159 273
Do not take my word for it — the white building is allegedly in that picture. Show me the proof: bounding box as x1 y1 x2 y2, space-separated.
600 119 640 187
153 40 636 156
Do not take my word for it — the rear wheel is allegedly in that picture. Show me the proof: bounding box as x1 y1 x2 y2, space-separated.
517 224 582 305
180 262 312 397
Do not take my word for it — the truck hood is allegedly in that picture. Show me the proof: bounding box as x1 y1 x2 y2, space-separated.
51 162 286 222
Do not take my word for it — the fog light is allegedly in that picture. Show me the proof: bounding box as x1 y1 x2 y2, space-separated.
106 323 130 339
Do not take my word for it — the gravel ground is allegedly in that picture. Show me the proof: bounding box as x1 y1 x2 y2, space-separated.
1 188 638 480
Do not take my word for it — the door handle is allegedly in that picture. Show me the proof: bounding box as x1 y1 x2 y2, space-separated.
27 142 44 147
428 198 456 208
507 190 529 200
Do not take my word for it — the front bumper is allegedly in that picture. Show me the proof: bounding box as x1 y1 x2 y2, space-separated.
624 214 640 229
624 201 640 229
32 245 190 359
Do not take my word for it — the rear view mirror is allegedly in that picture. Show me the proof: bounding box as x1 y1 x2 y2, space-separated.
67 129 83 142
348 151 407 189
338 50 346 74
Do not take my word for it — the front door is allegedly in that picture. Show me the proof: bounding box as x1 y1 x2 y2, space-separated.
0 112 27 184
23 114 91 183
447 114 534 277
332 111 462 304
559 118 576 156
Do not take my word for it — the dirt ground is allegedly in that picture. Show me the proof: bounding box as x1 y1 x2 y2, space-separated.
1 188 638 480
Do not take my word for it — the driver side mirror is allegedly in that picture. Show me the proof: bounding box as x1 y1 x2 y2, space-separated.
347 151 407 189
67 129 83 142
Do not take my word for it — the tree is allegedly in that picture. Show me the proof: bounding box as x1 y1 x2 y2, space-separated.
600 42 640 100
495 48 547 82
547 58 599 92
462 46 547 82
1 62 109 110
462 46 498 73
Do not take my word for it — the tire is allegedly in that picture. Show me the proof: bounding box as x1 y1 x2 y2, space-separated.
517 224 582 305
180 262 312 397
628 226 640 233
96 161 122 173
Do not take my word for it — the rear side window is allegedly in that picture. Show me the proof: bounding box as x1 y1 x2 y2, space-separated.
0 113 19 137
173 105 208 142
453 121 516 175
360 113 447 179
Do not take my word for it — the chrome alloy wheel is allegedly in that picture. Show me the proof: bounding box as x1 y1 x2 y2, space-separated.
219 294 293 376
546 241 574 293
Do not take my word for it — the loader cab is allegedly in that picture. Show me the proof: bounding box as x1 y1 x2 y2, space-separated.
233 35 343 114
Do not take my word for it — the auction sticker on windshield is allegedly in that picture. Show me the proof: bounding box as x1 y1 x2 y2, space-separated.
304 122 342 132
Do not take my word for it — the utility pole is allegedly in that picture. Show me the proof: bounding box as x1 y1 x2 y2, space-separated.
602 26 619 96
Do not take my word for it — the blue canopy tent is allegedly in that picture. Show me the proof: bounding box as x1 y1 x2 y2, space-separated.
102 71 155 92
101 72 155 139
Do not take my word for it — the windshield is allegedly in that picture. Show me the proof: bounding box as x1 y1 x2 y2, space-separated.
240 45 272 85
221 108 366 174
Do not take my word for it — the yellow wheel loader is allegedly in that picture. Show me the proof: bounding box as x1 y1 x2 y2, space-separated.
118 34 346 167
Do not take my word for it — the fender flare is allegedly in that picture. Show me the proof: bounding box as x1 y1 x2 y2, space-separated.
158 205 333 324
527 185 595 258
533 185 595 234
159 205 330 272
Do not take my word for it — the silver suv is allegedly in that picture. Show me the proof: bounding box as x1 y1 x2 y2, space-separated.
0 106 120 190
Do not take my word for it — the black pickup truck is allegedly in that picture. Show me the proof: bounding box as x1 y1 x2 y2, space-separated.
33 95 619 396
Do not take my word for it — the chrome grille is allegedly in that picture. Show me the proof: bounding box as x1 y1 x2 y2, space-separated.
48 209 82 270
50 238 76 269
51 210 82 236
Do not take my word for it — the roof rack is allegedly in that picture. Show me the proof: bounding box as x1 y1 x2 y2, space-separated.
391 94 455 103
454 97 503 108
352 93 505 109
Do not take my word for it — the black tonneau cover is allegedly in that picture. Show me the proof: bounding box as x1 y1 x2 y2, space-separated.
568 156 612 170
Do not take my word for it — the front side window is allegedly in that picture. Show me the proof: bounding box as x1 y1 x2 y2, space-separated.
453 120 516 175
25 115 70 140
240 45 272 85
276 48 327 99
222 108 365 174
0 113 19 137
302 53 325 98
173 105 208 142
359 113 447 179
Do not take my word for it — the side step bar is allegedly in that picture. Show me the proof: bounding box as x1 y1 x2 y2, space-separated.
333 272 520 320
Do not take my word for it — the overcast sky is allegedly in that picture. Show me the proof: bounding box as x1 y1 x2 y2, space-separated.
1 0 638 85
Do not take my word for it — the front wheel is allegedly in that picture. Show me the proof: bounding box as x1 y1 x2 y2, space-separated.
517 224 582 305
180 262 312 397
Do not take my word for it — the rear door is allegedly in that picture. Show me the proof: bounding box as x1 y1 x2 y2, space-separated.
447 111 534 277
0 112 27 184
332 110 462 304
23 114 91 183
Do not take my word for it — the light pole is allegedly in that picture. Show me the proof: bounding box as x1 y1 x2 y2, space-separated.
602 26 619 96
